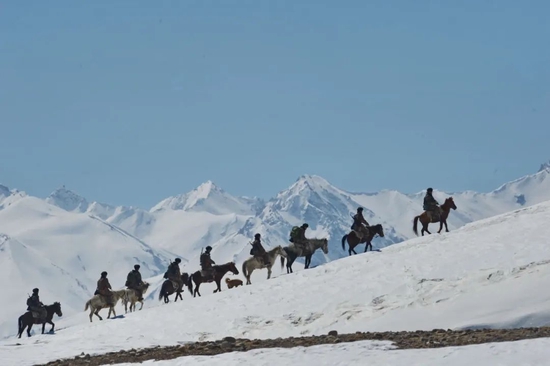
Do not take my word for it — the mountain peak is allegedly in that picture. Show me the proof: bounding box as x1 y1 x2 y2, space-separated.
538 160 550 173
45 186 89 213
290 174 333 193
150 180 257 215
194 180 222 198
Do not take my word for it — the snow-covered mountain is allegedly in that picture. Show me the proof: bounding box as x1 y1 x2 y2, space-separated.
41 161 550 272
0 191 179 338
1 161 549 339
4 197 550 365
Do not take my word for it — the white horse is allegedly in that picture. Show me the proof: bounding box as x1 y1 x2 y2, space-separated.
242 245 287 285
280 238 329 273
84 289 126 322
122 282 150 313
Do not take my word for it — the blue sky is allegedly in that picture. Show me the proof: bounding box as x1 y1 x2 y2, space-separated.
1 0 548 208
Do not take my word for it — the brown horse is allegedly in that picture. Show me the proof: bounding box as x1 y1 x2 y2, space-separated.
413 197 457 236
341 223 385 256
17 302 63 338
158 273 190 303
187 262 239 297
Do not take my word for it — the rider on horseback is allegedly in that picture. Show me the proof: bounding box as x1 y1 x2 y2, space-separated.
200 246 216 282
290 223 309 250
351 207 370 240
250 233 271 266
423 188 442 220
95 271 115 307
126 264 144 302
26 288 47 320
165 258 183 291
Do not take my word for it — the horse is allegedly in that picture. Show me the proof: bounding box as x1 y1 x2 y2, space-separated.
341 223 385 256
413 197 457 236
122 282 150 313
158 273 190 304
242 245 287 285
280 238 329 274
84 289 126 322
17 302 63 338
188 262 239 297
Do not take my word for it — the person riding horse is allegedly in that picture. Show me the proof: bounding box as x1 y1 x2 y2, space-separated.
423 187 442 220
165 258 183 291
126 264 144 302
351 207 370 240
250 233 271 266
95 271 115 307
200 246 216 282
291 223 310 250
26 288 47 321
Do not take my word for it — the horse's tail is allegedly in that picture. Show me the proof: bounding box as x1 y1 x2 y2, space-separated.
341 234 348 251
17 315 23 335
158 283 165 301
186 276 193 294
413 215 420 236
242 261 248 279
84 299 91 311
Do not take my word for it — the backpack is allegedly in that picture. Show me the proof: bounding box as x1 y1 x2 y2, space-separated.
26 297 32 307
289 226 300 242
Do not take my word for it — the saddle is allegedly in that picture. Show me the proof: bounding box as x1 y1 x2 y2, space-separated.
170 280 181 291
200 268 216 282
352 230 364 239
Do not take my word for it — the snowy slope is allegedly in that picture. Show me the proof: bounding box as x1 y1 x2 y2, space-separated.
107 338 550 366
2 199 550 365
0 192 179 338
39 162 550 270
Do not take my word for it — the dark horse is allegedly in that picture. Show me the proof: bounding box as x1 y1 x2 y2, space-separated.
158 273 190 303
187 262 239 297
17 302 63 338
413 197 457 236
341 223 385 256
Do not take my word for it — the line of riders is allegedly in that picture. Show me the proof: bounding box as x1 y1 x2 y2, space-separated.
25 188 442 321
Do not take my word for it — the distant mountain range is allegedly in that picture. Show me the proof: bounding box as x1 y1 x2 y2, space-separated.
0 160 548 337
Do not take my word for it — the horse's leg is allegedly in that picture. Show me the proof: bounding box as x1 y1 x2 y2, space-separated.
195 282 201 297
94 308 103 321
267 265 272 280
304 255 310 269
215 279 222 293
48 320 55 333
444 218 449 232
27 323 32 337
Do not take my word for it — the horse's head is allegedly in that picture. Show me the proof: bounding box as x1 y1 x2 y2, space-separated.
445 197 457 210
373 224 384 238
52 302 63 317
228 261 239 275
321 238 329 254
275 245 288 258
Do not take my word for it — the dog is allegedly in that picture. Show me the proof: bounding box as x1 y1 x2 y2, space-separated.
225 277 243 289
